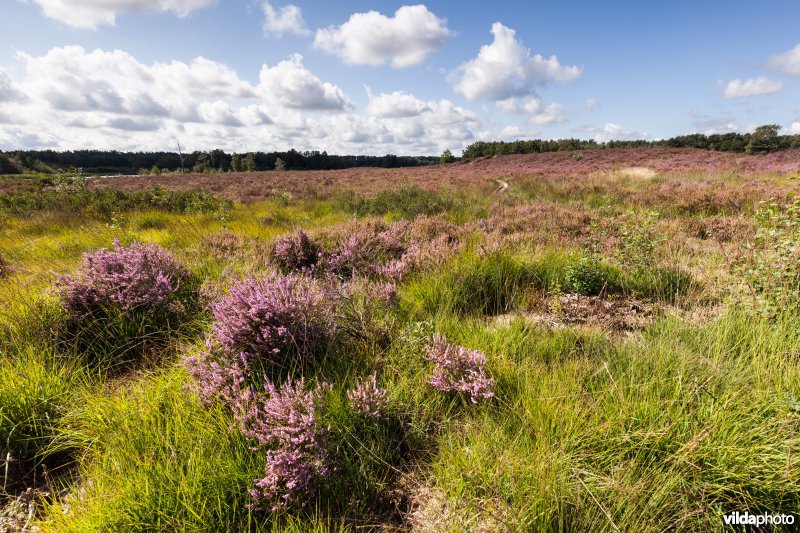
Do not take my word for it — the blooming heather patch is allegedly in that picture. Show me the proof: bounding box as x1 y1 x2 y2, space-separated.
270 229 321 273
347 373 388 418
426 334 494 403
57 239 188 320
233 378 331 511
209 273 336 368
324 222 407 278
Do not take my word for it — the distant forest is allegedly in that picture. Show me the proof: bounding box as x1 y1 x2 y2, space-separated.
0 125 798 175
462 125 800 159
0 149 439 175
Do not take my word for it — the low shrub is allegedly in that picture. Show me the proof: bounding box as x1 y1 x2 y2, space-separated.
347 374 388 418
425 334 494 403
56 240 196 365
564 255 609 295
270 229 321 273
185 273 336 403
209 274 335 367
336 186 464 219
326 230 406 279
234 378 332 511
58 239 189 319
0 184 232 219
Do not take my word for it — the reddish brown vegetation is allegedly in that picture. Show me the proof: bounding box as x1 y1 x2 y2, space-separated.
83 148 800 202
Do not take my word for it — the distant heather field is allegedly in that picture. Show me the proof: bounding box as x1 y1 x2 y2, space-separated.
86 147 800 201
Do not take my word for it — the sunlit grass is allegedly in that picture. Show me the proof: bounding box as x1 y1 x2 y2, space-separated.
1 170 799 531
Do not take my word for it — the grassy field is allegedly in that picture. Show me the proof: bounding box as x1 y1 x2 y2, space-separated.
2 148 800 531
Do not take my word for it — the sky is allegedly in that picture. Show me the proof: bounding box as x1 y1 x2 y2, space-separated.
0 0 799 155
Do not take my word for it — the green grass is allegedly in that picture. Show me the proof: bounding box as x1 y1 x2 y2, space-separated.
0 345 88 464
1 177 799 531
420 312 800 530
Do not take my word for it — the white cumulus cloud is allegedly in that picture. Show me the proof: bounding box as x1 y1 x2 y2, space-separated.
767 43 800 76
789 122 800 134
262 1 309 37
594 123 648 143
26 0 215 29
314 5 452 68
365 88 431 117
0 46 483 155
722 77 783 99
0 68 25 102
258 54 352 111
18 46 254 121
452 22 581 101
496 96 567 125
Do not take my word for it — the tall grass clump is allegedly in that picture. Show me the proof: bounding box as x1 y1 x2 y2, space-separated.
414 310 800 530
0 347 86 467
41 367 265 532
336 187 466 219
56 239 197 367
402 250 559 317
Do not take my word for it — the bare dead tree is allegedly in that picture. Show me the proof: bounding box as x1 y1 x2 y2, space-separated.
176 139 186 174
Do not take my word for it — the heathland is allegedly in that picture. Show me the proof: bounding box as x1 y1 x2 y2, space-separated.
2 147 800 531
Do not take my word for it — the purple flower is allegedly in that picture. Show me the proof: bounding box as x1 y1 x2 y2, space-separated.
347 373 388 418
57 239 188 319
426 334 495 403
326 229 406 278
234 378 331 511
372 259 408 281
270 230 321 273
209 273 336 368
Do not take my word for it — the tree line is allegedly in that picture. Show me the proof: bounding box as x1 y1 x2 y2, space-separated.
2 125 798 175
0 149 439 175
461 125 800 159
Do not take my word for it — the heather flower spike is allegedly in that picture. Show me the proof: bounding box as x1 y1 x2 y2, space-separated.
347 373 388 418
235 378 332 511
426 334 495 403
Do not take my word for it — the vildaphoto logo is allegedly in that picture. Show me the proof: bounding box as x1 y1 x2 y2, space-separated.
723 511 795 526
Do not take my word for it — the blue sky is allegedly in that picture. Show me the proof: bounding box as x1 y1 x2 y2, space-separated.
0 0 798 155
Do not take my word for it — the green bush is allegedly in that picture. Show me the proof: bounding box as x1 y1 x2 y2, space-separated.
336 187 465 219
0 184 232 219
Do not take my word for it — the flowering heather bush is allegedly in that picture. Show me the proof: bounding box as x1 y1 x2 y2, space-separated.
270 229 321 273
233 378 331 511
371 259 408 281
209 273 336 368
58 239 189 320
324 222 407 278
426 334 494 403
347 374 388 418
